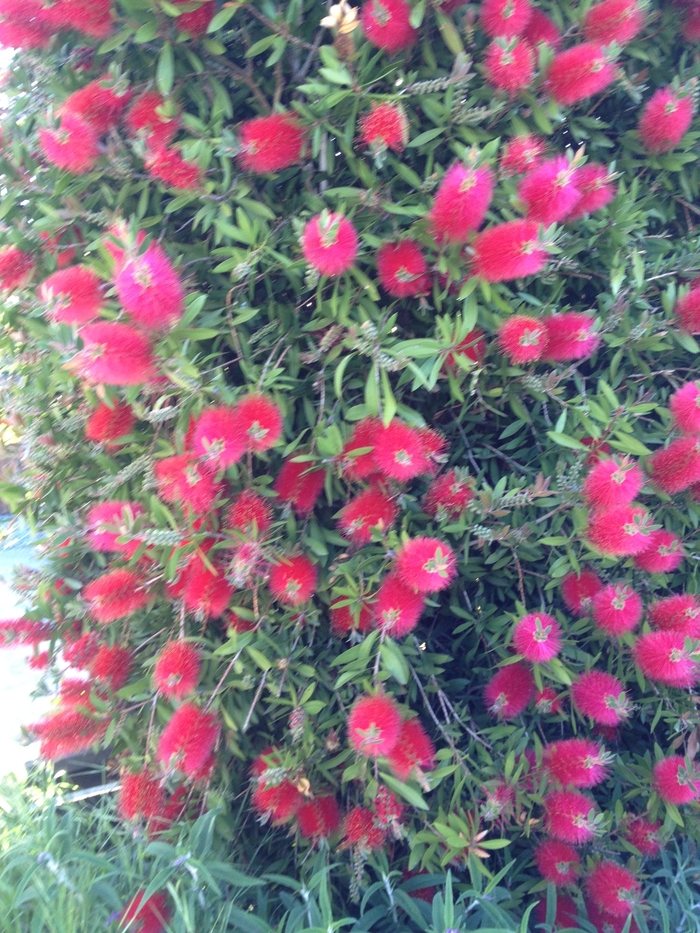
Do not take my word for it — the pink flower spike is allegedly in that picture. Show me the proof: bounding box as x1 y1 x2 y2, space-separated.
633 529 684 574
512 611 562 663
669 381 700 435
395 537 457 593
571 670 631 726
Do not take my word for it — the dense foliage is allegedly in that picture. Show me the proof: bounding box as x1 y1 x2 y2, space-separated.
1 0 700 930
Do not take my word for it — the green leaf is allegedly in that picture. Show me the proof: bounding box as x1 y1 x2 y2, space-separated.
408 127 445 148
379 773 429 810
208 4 240 31
156 43 175 96
380 640 409 685
546 431 587 451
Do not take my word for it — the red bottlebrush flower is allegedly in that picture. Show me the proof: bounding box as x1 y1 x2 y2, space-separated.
192 406 245 470
500 134 546 175
348 693 402 757
361 0 418 53
444 328 487 369
534 839 581 885
544 737 610 788
238 112 306 173
175 0 215 35
337 487 398 545
27 651 50 671
374 785 405 828
653 756 700 805
648 437 700 494
572 670 630 726
120 891 171 933
0 617 52 648
582 456 644 509
297 796 341 839
375 572 426 637
358 102 409 153
154 641 201 699
115 243 185 331
0 10 52 49
41 1 114 39
385 718 436 780
430 164 494 244
484 662 535 719
498 315 549 363
532 896 579 931
481 0 532 38
423 470 474 518
395 536 457 594
155 455 224 514
512 611 562 663
648 594 700 636
372 420 430 481
86 500 144 556
273 456 325 515
250 749 303 824
302 211 358 276
586 504 653 557
29 708 108 760
472 219 548 282
669 381 700 434
84 569 151 623
634 630 699 687
565 163 616 220
89 644 131 690
522 8 561 47
675 285 700 333
63 631 99 667
75 322 157 385
340 807 385 851
376 240 429 297
227 490 273 537
330 597 375 635
103 222 147 273
638 88 694 154
545 43 617 106
591 584 642 637
545 312 600 361
39 266 104 325
182 547 234 619
480 779 515 823
145 146 202 190
587 861 641 919
416 429 447 468
561 569 603 615
339 417 382 481
535 687 564 714
484 38 535 94
624 816 662 857
156 702 220 778
269 554 318 606
544 789 598 843
39 114 99 174
230 393 283 453
682 5 700 41
633 529 684 573
125 91 180 149
59 77 130 135
583 0 645 45
0 245 34 290
118 768 164 821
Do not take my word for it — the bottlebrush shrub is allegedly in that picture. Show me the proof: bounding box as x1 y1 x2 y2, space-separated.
3 0 700 926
